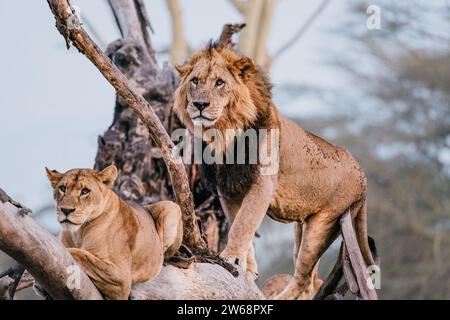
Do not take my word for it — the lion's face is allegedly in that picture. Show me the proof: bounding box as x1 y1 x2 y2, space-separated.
182 56 234 128
46 166 117 230
174 46 259 133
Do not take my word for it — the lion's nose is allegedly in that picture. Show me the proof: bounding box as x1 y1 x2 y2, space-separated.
193 101 210 111
60 207 76 216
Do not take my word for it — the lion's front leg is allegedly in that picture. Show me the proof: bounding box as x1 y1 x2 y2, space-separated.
220 175 276 276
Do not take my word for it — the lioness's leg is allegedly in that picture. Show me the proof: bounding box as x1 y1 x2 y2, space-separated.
220 175 276 274
68 248 131 300
274 213 339 300
146 201 183 259
219 195 258 278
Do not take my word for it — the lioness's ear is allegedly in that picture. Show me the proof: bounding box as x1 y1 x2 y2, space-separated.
175 63 192 78
45 167 63 188
97 165 118 188
233 57 255 78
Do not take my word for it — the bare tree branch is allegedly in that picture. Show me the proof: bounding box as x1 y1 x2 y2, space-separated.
0 187 103 300
108 0 156 61
47 0 206 250
342 244 359 294
340 211 378 300
217 23 246 49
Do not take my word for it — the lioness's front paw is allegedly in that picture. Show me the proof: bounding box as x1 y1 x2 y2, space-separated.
220 249 247 273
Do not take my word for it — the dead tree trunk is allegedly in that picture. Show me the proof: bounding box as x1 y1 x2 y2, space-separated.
48 0 206 250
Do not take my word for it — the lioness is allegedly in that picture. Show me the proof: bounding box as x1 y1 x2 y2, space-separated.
46 165 183 300
174 44 375 300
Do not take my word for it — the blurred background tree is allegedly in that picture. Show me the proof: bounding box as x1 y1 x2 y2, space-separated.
290 0 450 299
165 0 330 68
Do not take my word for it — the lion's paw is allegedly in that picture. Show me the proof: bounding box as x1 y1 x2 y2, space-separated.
246 269 259 281
220 249 247 274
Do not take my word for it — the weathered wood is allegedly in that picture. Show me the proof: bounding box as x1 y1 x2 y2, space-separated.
131 264 264 300
217 23 246 49
0 188 103 300
340 210 378 300
342 243 359 294
0 270 34 300
47 0 206 250
108 0 155 59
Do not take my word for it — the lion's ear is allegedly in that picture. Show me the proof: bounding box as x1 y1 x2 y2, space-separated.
45 167 63 188
97 165 118 188
233 57 255 78
175 63 192 78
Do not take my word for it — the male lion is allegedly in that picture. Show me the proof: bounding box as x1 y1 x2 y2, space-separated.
46 165 183 300
174 44 375 300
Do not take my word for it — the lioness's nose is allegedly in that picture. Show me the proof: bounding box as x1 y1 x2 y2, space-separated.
193 101 210 111
60 207 76 216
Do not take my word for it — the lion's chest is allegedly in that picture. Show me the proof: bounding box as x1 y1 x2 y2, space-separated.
201 162 259 200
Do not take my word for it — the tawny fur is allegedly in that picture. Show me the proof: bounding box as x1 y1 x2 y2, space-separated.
46 165 183 300
174 45 375 300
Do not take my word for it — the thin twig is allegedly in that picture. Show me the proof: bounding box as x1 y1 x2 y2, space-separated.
271 0 330 62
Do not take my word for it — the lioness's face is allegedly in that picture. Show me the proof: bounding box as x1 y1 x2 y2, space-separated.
46 166 117 229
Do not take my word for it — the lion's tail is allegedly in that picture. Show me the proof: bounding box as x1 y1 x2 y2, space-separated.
354 197 376 267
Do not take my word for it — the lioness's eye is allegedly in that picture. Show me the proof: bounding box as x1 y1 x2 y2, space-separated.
81 188 90 195
216 79 224 87
191 77 199 85
59 186 66 193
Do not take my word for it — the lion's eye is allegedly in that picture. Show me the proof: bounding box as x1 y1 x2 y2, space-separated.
191 77 199 85
81 188 90 195
216 79 224 87
59 186 66 193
